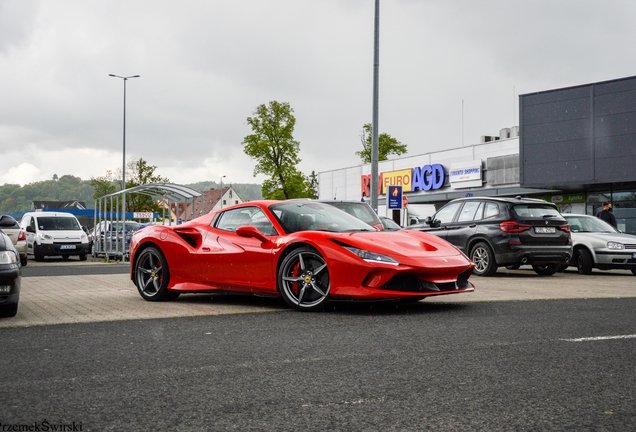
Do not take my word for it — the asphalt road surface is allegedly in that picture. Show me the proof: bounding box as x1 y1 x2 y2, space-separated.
1 297 635 431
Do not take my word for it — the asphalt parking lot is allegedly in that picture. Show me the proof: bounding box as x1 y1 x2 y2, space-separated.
2 257 635 329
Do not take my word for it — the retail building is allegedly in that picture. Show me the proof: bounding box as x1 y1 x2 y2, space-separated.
318 75 636 234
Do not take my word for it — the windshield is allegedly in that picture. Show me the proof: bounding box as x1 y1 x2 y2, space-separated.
269 201 376 233
323 201 379 225
564 215 619 233
511 204 562 219
36 216 80 231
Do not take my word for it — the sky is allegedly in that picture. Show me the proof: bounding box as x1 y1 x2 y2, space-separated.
2 0 636 188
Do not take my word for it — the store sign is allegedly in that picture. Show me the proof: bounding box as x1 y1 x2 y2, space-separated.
361 164 446 197
449 161 482 183
133 212 154 219
412 164 445 191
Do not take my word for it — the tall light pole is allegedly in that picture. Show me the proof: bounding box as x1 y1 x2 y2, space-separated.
109 74 140 260
220 175 226 209
371 0 380 213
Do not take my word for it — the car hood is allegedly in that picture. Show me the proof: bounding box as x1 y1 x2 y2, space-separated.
326 229 463 259
572 231 636 244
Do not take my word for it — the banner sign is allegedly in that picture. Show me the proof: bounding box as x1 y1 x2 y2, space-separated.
388 186 403 209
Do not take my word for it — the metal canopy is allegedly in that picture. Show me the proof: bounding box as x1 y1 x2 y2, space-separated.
93 183 203 261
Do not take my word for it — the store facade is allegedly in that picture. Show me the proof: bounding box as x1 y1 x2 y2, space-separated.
318 75 636 234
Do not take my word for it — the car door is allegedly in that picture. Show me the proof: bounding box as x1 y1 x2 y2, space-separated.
22 215 36 254
425 201 464 240
443 201 483 253
193 207 279 293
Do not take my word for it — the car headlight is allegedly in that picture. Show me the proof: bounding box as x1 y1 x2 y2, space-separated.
42 234 53 241
0 250 17 265
607 241 624 250
342 246 400 266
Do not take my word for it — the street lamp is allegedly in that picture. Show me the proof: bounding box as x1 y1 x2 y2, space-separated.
220 175 226 209
109 74 140 260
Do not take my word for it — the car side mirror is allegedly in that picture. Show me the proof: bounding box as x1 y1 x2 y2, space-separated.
26 226 35 233
236 226 271 244
425 216 433 226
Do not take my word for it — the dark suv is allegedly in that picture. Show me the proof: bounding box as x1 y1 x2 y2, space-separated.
406 196 572 276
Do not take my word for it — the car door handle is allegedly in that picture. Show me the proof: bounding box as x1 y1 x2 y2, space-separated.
469 224 477 228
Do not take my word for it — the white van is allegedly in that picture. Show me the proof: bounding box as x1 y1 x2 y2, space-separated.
20 212 90 261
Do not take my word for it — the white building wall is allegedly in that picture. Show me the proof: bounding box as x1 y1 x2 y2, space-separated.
318 136 522 203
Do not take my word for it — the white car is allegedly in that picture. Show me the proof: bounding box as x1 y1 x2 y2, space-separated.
0 214 27 266
20 212 90 261
562 214 636 275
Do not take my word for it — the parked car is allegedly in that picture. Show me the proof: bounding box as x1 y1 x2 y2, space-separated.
92 220 142 256
0 230 21 318
129 200 475 311
561 214 636 275
319 200 384 231
405 196 572 276
0 215 27 266
380 216 402 231
20 212 90 261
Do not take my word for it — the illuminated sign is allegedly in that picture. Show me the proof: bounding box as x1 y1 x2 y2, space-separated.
412 164 445 191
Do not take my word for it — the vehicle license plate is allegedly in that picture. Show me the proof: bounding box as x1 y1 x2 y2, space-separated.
534 227 555 234
60 245 76 250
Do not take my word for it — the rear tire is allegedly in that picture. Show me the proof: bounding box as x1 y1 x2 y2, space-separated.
631 269 636 276
576 249 594 275
134 246 179 301
469 242 498 276
20 255 27 267
532 263 561 276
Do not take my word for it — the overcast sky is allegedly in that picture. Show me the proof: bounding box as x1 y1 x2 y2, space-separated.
2 0 636 187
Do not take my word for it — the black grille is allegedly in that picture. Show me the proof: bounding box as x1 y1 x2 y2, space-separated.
380 274 460 293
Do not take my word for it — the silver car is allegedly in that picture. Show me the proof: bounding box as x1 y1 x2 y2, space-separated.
562 214 636 275
0 215 27 266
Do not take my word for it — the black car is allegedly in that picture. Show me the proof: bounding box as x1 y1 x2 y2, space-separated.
406 196 572 276
0 231 21 317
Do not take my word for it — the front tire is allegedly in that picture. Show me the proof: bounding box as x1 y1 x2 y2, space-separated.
532 263 561 276
470 242 498 276
134 246 179 301
278 246 330 311
33 244 44 262
576 249 594 275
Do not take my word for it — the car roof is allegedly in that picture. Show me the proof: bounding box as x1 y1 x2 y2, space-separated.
449 196 553 205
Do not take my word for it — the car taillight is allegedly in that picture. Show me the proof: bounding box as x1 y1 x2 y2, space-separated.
557 224 571 233
18 230 27 241
499 221 532 233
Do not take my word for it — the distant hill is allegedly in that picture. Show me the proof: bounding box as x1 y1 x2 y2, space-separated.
0 176 262 213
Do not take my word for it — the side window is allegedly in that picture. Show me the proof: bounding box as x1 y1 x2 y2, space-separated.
434 202 462 224
29 217 36 231
484 202 500 219
216 209 254 232
457 201 482 222
215 207 277 235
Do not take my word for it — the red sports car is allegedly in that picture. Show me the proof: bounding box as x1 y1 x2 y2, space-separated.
129 200 475 311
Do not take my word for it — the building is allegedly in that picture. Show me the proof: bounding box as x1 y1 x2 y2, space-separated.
318 75 636 234
165 186 244 222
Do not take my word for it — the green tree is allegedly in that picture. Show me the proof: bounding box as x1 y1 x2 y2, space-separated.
125 158 170 212
243 101 313 199
90 170 118 211
355 123 408 163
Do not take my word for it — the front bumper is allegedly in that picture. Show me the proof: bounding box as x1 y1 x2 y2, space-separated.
38 243 90 257
0 264 21 305
594 250 636 270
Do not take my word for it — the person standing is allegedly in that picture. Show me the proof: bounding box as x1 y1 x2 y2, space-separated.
597 201 617 228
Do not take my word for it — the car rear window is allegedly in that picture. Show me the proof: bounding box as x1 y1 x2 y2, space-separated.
511 204 561 219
